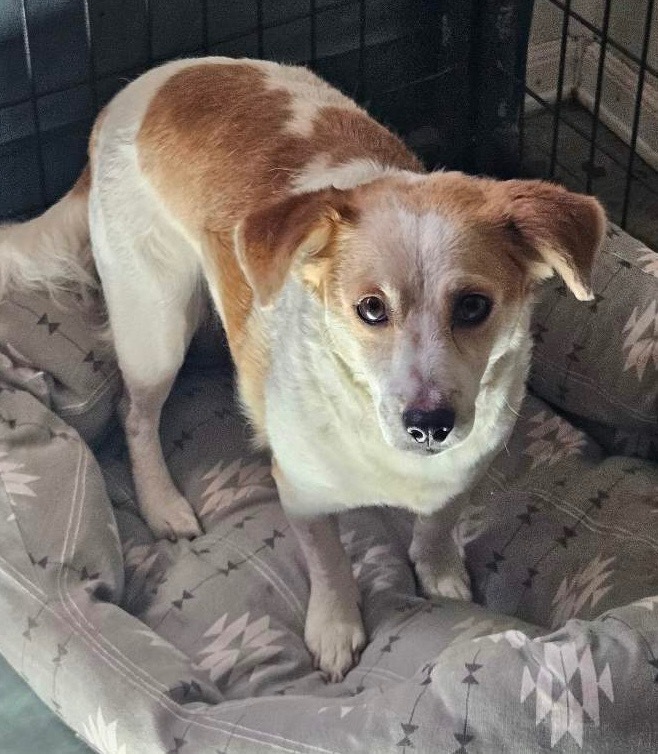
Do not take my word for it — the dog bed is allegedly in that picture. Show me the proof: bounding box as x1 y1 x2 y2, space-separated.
0 223 657 753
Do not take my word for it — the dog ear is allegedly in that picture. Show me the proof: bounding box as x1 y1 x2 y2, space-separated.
235 188 356 306
502 180 606 300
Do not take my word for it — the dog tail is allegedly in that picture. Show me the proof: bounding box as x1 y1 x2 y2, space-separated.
0 165 96 299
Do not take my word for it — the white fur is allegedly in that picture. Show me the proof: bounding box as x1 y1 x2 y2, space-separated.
410 503 473 601
86 58 214 537
278 504 365 681
292 157 415 194
0 187 94 298
262 63 357 137
266 278 532 518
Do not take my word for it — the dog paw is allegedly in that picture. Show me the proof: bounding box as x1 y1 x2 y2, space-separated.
412 553 472 602
144 495 202 541
305 595 366 682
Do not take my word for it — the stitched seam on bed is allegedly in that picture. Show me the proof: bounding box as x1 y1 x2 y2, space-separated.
0 480 47 600
58 368 120 415
531 355 658 424
221 539 306 625
0 552 340 753
486 467 658 551
0 474 49 598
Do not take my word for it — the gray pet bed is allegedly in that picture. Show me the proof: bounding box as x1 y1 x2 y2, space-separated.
0 223 657 753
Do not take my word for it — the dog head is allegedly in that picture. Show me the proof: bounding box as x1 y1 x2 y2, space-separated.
236 172 606 455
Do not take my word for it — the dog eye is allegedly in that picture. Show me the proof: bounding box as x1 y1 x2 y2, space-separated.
453 294 492 326
356 295 388 325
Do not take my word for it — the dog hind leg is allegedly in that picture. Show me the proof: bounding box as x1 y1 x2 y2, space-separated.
90 190 203 540
119 373 202 541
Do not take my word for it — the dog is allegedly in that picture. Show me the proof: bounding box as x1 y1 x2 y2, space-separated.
0 57 606 681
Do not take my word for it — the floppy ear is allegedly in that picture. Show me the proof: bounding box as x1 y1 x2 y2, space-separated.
234 188 356 306
502 180 606 300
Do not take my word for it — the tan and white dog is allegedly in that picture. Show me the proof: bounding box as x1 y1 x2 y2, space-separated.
0 58 606 680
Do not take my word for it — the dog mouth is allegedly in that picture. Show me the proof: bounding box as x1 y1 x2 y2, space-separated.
410 443 443 456
405 431 445 455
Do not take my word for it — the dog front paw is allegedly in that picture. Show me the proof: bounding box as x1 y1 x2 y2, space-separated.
144 494 202 541
410 535 472 602
413 556 472 601
305 593 366 682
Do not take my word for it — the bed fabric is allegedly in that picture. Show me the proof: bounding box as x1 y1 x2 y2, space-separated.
0 224 657 753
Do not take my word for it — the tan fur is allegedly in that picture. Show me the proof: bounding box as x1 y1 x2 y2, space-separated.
137 63 419 230
237 189 358 305
202 232 268 438
236 170 602 342
337 176 535 303
70 164 91 198
371 172 605 298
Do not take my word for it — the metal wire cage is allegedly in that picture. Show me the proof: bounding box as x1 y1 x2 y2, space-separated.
523 0 658 250
0 0 534 221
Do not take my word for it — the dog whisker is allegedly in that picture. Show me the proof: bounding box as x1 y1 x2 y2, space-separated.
504 399 525 419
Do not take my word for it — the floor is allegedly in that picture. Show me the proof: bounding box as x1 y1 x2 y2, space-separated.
0 655 90 754
521 100 658 252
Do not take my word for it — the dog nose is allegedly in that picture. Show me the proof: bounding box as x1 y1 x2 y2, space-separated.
403 406 456 444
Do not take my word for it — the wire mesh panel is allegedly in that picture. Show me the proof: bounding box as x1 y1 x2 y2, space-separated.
0 0 535 221
523 0 658 250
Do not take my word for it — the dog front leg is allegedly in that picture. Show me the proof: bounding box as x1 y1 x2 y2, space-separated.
272 464 365 680
287 512 366 681
409 497 472 601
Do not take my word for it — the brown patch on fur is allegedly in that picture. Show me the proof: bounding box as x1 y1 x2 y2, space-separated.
137 63 419 233
238 189 358 305
138 64 292 231
203 231 272 439
203 234 253 346
498 180 606 299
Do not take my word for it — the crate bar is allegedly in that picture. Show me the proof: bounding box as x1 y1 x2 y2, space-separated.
18 0 47 207
621 0 655 227
201 0 209 54
585 0 612 194
379 65 454 97
525 86 658 198
549 0 572 178
81 0 99 114
358 0 366 100
144 0 154 67
466 0 484 174
545 0 658 80
0 0 363 111
519 89 526 171
256 0 264 58
310 0 317 65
